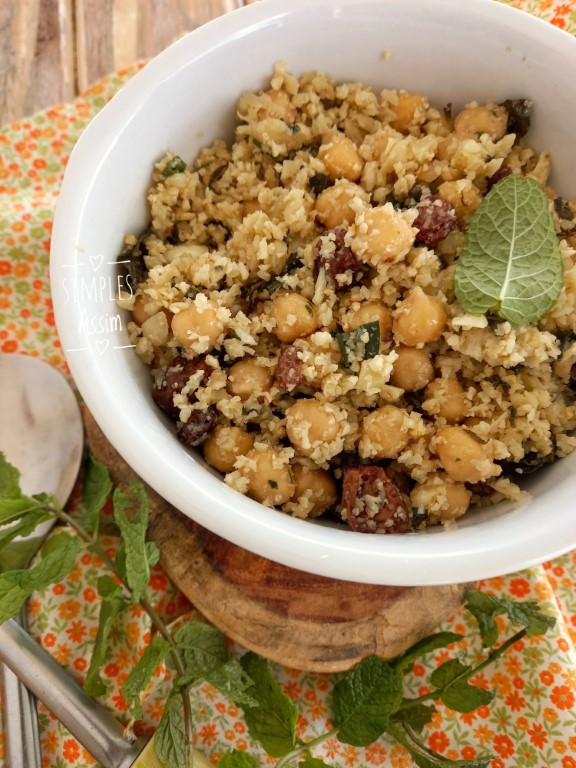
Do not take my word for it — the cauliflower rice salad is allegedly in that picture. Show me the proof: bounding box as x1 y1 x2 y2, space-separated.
118 62 576 533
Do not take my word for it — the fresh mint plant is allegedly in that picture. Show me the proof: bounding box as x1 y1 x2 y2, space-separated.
0 451 556 768
454 174 564 325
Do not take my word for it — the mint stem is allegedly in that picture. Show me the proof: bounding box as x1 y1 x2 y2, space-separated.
398 627 528 711
55 504 196 762
274 728 339 768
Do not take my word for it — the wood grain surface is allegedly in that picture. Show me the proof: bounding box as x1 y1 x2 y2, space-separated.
0 0 258 126
84 408 470 673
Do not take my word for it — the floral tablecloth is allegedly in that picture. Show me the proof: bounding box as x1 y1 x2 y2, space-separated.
1 2 576 766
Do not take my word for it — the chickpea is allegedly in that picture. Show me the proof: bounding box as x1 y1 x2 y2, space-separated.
435 425 498 483
269 292 319 343
390 347 434 391
132 295 173 326
319 132 364 181
351 205 416 266
411 476 471 523
314 181 369 229
393 286 447 346
454 104 508 142
227 359 274 401
346 301 391 339
241 446 295 506
291 464 338 518
424 378 468 423
258 88 297 122
358 405 410 459
171 299 224 350
437 180 483 223
286 399 343 458
389 91 428 133
203 425 254 473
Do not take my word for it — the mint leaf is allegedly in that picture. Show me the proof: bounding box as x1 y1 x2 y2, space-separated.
332 655 403 746
454 174 563 324
392 702 437 732
430 659 495 713
113 482 150 603
156 695 186 768
81 454 112 534
393 631 463 673
0 508 52 551
122 635 171 719
465 588 556 646
172 620 230 680
0 496 45 525
205 659 258 708
0 453 22 498
83 583 126 696
218 750 260 768
239 652 297 757
335 321 380 369
0 532 81 622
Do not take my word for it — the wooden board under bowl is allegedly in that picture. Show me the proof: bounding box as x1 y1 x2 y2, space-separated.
84 409 471 673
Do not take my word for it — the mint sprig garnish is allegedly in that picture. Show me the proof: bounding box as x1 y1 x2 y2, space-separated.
454 174 563 325
0 450 557 768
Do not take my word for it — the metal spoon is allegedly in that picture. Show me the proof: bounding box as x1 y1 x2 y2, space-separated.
0 354 151 768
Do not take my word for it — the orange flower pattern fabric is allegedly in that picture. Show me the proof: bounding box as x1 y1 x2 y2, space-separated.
1 2 576 766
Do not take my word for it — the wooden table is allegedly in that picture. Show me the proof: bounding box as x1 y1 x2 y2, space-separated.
0 0 257 127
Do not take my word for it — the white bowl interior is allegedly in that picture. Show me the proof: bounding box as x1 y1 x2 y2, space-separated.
51 0 576 585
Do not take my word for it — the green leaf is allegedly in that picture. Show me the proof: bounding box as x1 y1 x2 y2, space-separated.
83 584 126 697
0 496 44 525
0 532 81 622
430 659 495 714
239 652 297 758
0 508 52 551
172 620 230 680
155 695 186 768
113 482 150 603
465 588 556 646
391 702 437 733
454 174 563 325
335 321 380 369
205 659 258 708
217 750 261 768
0 453 22 498
332 655 403 747
122 635 171 719
392 632 463 673
81 454 112 535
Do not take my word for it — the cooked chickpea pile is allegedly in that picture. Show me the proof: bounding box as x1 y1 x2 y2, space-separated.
120 63 576 533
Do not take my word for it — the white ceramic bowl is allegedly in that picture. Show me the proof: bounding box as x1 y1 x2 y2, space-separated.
51 0 576 586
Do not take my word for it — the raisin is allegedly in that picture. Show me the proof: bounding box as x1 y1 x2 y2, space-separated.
152 355 213 419
176 406 218 446
341 466 411 534
487 165 513 192
317 227 363 289
466 481 494 496
413 195 457 247
275 346 302 391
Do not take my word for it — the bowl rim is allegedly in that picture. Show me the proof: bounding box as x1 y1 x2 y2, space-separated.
51 0 576 586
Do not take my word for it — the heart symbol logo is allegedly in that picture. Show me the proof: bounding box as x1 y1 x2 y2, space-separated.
90 254 104 272
95 339 109 356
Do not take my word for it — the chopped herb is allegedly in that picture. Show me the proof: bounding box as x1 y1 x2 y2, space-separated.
117 230 149 289
554 196 574 221
286 123 301 134
454 175 564 325
268 480 278 489
162 156 187 176
208 164 228 189
304 303 314 316
309 173 331 195
335 321 380 369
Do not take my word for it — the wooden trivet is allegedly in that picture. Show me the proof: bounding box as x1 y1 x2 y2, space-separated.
84 409 470 673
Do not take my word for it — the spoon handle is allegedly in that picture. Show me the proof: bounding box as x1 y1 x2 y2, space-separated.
0 615 42 768
0 618 147 768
